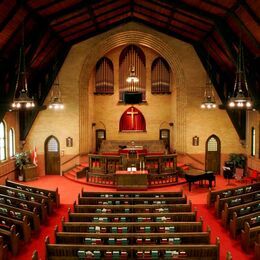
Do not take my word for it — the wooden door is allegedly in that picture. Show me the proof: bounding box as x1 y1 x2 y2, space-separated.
96 129 106 152
206 135 220 174
160 129 170 151
45 136 60 175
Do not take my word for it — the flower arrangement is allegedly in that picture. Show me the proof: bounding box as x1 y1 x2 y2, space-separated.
15 151 31 170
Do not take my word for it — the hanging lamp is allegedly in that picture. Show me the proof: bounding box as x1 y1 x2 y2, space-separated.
48 76 64 110
227 39 252 109
201 54 217 109
11 43 35 109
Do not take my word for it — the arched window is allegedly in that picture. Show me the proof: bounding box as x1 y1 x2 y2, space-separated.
95 57 114 94
119 45 146 101
251 127 256 156
9 128 15 157
151 57 171 94
0 121 6 161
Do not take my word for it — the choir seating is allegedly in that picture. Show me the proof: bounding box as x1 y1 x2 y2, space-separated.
5 179 60 208
241 221 260 253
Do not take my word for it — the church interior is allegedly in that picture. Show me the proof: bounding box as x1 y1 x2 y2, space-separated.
0 0 259 259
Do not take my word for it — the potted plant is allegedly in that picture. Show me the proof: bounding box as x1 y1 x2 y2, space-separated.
229 153 247 178
15 151 31 181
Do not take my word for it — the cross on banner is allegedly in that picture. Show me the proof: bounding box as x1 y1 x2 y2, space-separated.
127 106 138 130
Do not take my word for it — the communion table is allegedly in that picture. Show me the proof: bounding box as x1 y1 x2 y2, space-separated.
115 170 148 190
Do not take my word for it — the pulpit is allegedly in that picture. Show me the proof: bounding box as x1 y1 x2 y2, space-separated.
22 164 38 181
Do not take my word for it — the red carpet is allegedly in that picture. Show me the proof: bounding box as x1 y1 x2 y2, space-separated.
9 175 254 259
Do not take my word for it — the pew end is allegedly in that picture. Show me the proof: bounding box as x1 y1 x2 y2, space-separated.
32 250 38 260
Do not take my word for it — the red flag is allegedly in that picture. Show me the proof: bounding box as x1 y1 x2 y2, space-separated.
32 146 38 166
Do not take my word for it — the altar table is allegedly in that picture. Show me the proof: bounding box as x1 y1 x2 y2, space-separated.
115 170 148 190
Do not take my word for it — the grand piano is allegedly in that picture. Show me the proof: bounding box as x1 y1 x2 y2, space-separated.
184 169 215 191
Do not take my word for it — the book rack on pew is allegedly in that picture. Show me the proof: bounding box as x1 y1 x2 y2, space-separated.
207 181 260 256
40 191 232 260
0 179 60 258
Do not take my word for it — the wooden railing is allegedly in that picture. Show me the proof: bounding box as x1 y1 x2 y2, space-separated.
85 171 179 188
86 172 115 187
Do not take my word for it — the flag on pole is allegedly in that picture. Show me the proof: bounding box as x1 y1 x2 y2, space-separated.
32 146 38 166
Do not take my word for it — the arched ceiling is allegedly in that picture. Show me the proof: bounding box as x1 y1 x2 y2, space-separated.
0 0 259 140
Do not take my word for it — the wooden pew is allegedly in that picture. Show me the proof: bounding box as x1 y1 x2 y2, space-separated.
0 193 48 223
32 250 38 260
215 190 260 218
73 201 192 213
45 236 220 260
6 179 60 208
255 234 260 260
0 236 8 260
78 194 187 205
0 225 19 255
0 215 31 243
68 210 197 223
0 185 52 214
54 224 211 245
62 217 204 233
221 199 260 228
0 203 40 233
207 182 260 207
241 221 260 252
230 211 260 239
81 190 183 198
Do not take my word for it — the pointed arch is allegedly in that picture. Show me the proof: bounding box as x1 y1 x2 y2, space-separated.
151 57 171 94
95 57 114 94
119 44 146 101
44 135 60 175
119 106 146 132
205 134 221 174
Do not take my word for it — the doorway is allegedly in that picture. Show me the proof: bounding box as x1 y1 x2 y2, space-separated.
96 129 106 152
205 135 221 174
45 135 60 175
160 129 170 152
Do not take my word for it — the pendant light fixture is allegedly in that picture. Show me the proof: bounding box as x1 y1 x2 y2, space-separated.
11 22 35 110
126 65 139 83
201 53 217 109
48 76 64 110
227 39 252 109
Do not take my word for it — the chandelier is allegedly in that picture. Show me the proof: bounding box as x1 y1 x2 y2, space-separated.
201 56 217 109
126 65 139 83
227 39 252 109
11 46 35 109
48 76 64 110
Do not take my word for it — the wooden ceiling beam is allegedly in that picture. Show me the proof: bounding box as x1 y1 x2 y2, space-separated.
239 0 260 24
0 2 22 32
135 1 208 34
57 2 130 34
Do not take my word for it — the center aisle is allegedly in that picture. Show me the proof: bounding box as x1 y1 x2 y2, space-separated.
12 175 254 260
